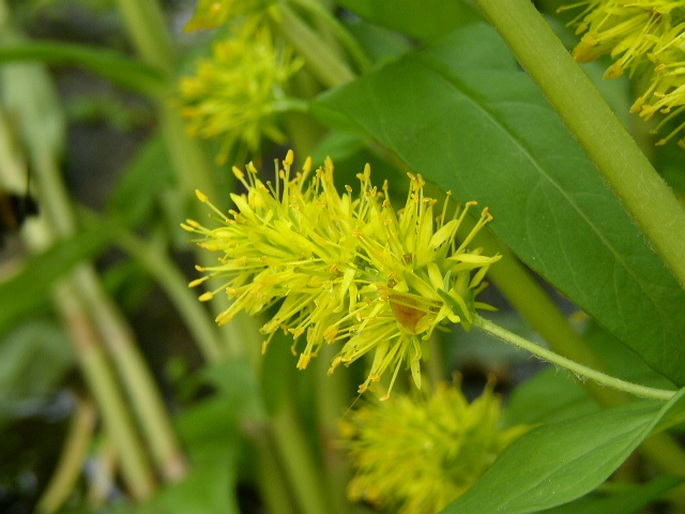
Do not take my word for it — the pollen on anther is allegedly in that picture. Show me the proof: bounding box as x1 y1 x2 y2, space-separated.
189 277 208 287
232 166 244 180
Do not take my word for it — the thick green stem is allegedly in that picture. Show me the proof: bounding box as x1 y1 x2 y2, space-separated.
473 315 675 401
475 0 685 292
251 431 298 514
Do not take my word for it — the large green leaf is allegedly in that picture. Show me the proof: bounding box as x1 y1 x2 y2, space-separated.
337 0 482 42
312 23 685 385
441 389 685 513
542 475 684 514
503 367 597 426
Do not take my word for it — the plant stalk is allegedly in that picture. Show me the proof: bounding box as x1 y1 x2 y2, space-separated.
474 315 675 401
475 0 685 292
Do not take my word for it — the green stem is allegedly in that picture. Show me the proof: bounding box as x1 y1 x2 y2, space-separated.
113 0 174 76
0 10 185 488
466 221 685 475
251 432 298 514
262 343 331 514
55 283 156 499
36 397 97 513
480 231 628 408
275 3 356 88
71 265 188 481
475 0 685 292
290 0 372 74
473 315 675 401
271 404 330 514
116 230 224 363
315 345 353 514
23 105 188 483
113 0 246 359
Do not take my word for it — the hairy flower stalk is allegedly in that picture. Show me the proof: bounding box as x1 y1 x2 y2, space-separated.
560 1 685 145
340 380 529 514
183 151 499 399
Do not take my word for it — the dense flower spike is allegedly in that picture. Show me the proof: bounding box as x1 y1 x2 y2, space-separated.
179 24 302 162
183 151 500 399
340 381 529 514
561 1 685 145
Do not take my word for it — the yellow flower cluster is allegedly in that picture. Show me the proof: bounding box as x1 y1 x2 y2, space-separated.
340 380 529 514
561 1 685 145
183 151 500 399
179 24 302 162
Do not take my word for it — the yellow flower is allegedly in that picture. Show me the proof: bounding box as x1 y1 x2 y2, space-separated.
561 1 685 145
179 24 302 162
340 380 529 514
183 151 500 399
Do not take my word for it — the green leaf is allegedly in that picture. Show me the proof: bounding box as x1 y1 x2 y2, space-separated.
139 360 266 514
337 0 483 42
136 444 239 514
582 321 676 390
503 367 598 426
0 41 166 97
0 321 73 427
541 475 684 514
312 23 685 386
0 217 120 332
197 358 266 424
442 389 685 513
107 134 174 227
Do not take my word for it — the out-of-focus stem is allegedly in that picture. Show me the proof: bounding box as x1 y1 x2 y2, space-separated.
316 345 353 514
72 265 188 481
30 123 188 483
36 397 97 513
271 404 331 514
116 230 223 362
276 3 356 87
0 42 187 484
113 0 174 76
55 281 156 499
0 85 159 496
